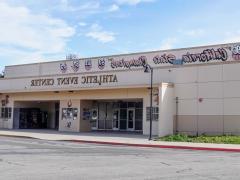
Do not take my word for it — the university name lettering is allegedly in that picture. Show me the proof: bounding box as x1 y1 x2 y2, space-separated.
30 75 118 87
182 48 228 63
108 48 229 67
153 48 228 65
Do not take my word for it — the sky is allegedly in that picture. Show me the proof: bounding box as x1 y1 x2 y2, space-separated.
0 0 240 72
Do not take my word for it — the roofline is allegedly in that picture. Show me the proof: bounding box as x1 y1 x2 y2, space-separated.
4 41 238 68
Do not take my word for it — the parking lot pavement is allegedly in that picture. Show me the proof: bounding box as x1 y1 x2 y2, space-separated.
0 136 239 180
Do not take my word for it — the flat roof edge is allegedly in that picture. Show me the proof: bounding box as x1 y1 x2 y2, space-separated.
4 41 239 68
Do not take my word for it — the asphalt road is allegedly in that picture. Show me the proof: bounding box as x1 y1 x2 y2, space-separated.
0 136 239 180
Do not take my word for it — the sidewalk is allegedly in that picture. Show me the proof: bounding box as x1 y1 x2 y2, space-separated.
0 129 240 152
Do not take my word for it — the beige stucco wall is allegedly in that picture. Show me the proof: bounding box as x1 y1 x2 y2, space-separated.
2 62 240 135
175 63 240 135
2 61 240 135
1 42 240 136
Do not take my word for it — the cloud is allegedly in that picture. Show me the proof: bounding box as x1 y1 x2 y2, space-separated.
179 29 205 37
108 4 119 12
159 38 178 50
0 2 75 66
78 22 87 27
223 30 240 43
116 0 155 5
57 0 100 12
0 46 44 72
86 24 116 43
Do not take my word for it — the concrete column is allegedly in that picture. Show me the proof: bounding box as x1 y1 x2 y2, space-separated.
59 99 80 132
143 94 159 136
79 100 91 132
158 83 174 137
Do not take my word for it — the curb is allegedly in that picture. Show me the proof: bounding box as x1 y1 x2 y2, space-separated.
1 134 240 152
68 139 240 153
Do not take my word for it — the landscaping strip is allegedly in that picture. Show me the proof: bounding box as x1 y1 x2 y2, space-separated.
157 134 240 144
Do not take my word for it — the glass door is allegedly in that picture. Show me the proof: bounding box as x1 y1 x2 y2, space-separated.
91 108 98 130
113 109 120 130
127 108 135 131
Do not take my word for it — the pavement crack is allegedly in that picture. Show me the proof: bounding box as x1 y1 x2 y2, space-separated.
5 160 25 167
159 161 171 166
176 168 192 173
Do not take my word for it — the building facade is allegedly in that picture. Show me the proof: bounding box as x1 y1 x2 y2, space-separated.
1 42 240 136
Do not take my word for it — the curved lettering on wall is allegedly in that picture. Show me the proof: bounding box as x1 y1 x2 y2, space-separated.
152 48 228 65
109 56 147 69
182 48 228 63
153 54 176 64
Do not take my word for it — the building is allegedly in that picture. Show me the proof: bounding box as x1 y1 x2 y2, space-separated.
1 42 240 136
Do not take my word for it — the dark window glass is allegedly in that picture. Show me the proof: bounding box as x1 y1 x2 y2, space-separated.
1 108 4 118
135 102 143 108
120 109 127 119
120 120 127 130
135 120 143 130
1 107 12 119
128 121 133 129
98 119 105 129
127 102 135 108
120 102 127 108
146 107 159 121
112 102 120 108
8 108 12 118
135 109 143 120
4 108 8 118
105 120 112 129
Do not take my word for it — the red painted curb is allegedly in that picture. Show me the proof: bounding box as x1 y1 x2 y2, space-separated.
68 139 240 153
1 134 240 152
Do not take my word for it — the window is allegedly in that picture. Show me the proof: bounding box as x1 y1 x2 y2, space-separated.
1 107 12 119
146 107 159 121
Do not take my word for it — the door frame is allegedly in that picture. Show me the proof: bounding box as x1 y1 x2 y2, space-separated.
127 108 135 131
113 109 120 130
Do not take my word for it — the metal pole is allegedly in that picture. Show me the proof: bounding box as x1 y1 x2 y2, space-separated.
149 68 153 140
176 97 179 134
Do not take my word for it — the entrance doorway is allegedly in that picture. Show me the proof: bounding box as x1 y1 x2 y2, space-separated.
13 101 60 129
82 100 143 132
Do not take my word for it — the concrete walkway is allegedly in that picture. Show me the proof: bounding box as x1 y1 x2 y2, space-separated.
0 129 240 152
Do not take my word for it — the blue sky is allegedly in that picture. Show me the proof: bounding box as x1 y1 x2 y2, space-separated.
0 0 240 71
